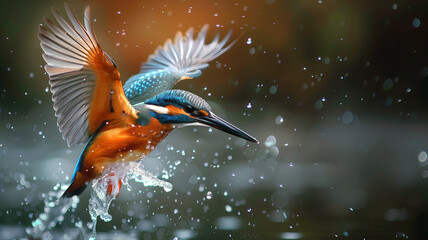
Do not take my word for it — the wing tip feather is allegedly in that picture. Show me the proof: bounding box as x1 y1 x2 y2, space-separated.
139 24 235 78
40 4 102 147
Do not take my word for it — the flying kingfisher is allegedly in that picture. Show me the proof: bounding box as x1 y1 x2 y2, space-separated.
38 4 258 198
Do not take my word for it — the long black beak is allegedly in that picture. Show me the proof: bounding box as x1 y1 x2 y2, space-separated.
197 112 259 144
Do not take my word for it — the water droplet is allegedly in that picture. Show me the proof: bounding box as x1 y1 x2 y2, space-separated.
323 57 330 64
385 97 393 106
418 151 427 163
342 111 354 124
413 18 421 28
283 211 287 219
275 116 284 125
383 78 394 91
268 145 279 157
269 86 277 94
246 38 252 44
206 191 213 199
225 205 232 212
264 135 276 147
249 48 255 55
301 83 308 90
314 100 323 110
246 103 252 108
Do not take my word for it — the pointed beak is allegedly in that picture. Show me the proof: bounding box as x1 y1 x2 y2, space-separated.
196 112 259 144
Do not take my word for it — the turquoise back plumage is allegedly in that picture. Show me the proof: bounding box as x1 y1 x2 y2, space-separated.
124 70 179 104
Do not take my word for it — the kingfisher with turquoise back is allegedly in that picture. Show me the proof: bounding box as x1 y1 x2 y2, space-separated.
38 4 258 198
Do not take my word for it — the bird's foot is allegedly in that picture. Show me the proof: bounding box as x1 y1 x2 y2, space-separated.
106 173 122 198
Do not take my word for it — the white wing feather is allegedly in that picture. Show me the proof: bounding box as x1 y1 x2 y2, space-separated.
123 25 237 103
140 24 236 78
39 4 98 147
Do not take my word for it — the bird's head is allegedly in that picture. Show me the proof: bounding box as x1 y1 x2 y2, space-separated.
142 90 258 143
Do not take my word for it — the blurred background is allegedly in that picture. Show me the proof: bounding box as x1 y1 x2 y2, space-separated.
1 0 428 239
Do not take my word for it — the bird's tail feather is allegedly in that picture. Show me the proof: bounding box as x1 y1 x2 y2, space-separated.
61 182 87 198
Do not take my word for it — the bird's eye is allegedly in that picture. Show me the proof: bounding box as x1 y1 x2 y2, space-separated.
184 104 203 117
191 110 202 117
184 104 196 113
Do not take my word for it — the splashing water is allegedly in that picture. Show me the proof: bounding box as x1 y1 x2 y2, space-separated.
27 161 172 239
88 161 173 239
26 183 80 239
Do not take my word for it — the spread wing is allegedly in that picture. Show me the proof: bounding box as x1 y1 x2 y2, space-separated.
123 25 237 104
39 4 137 147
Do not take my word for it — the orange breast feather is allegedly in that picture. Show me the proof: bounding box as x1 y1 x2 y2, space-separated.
88 59 138 134
78 118 173 183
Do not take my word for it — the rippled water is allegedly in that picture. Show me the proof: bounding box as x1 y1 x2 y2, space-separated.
2 117 427 239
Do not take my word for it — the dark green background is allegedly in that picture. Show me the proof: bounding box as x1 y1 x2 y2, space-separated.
1 0 428 239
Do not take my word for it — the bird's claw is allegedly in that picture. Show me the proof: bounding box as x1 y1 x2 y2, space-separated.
106 173 122 198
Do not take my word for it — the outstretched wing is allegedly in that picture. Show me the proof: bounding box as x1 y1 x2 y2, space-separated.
123 25 237 104
39 4 137 147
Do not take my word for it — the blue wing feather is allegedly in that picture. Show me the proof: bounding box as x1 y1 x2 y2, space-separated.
69 121 107 183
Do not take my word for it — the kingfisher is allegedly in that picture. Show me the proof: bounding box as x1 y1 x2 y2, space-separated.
38 4 258 198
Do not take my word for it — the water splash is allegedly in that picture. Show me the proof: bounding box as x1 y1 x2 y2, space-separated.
26 183 80 239
88 161 173 239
